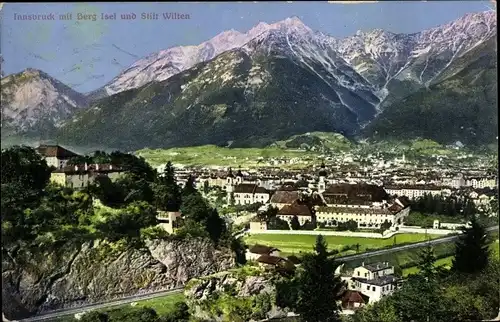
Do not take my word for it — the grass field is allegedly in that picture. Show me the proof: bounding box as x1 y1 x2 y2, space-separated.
136 145 320 168
402 256 454 277
56 293 185 321
244 233 440 257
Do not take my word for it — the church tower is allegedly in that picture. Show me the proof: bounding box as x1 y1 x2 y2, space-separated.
226 168 235 203
236 166 243 185
318 162 327 194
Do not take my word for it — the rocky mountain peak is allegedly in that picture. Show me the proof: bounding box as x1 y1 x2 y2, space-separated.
1 69 88 133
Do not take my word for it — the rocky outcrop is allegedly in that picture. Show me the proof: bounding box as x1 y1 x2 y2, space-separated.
2 238 234 320
184 268 290 321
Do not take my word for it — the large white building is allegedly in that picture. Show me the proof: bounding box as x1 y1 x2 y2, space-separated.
315 181 411 228
226 168 272 205
384 184 445 199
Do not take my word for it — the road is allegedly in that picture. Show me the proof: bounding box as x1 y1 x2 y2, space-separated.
17 288 184 322
336 225 498 263
14 225 498 322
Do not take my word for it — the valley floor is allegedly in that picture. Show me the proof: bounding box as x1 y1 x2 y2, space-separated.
243 233 440 257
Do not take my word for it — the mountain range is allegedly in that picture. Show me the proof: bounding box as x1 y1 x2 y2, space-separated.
1 11 497 150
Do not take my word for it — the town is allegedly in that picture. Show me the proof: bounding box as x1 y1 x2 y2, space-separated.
31 143 499 317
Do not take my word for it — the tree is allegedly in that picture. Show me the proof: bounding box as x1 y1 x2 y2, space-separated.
109 151 156 182
294 235 344 322
452 215 490 274
351 298 399 322
203 180 210 195
231 237 247 265
205 208 227 244
290 215 301 230
180 193 211 223
417 244 440 281
161 302 190 322
95 201 158 242
380 220 392 233
390 274 449 322
182 175 197 197
153 162 181 211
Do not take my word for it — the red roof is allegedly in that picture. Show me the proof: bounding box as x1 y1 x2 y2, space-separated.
36 145 79 158
278 201 312 217
341 290 366 308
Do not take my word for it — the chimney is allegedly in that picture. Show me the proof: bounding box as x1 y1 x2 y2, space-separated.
362 262 364 267
74 165 78 171
84 162 88 171
96 164 99 171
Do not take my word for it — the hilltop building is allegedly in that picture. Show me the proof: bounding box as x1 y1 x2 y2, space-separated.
36 144 80 169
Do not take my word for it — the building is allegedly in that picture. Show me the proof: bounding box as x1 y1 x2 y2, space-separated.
225 168 272 204
249 217 268 231
256 254 296 273
246 244 281 261
348 262 399 303
315 182 410 228
315 204 409 228
341 290 368 311
270 190 300 209
384 184 444 199
277 201 314 225
321 183 389 207
157 211 182 234
36 144 80 169
232 183 272 205
465 177 497 189
50 163 123 189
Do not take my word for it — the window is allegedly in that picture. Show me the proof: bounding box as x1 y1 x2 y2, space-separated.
364 273 367 277
366 285 369 290
357 271 360 276
372 286 376 291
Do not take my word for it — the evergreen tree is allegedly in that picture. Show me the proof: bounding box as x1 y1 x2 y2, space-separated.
417 244 439 280
452 216 490 274
290 215 301 230
153 161 181 211
203 180 210 195
294 235 344 322
182 175 198 197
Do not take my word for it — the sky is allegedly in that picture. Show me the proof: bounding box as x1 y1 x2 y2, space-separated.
0 1 495 93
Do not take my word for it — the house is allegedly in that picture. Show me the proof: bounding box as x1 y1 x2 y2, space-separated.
49 163 123 189
351 275 398 303
246 244 280 261
256 254 295 273
249 217 268 231
277 201 313 225
341 290 368 311
157 211 182 234
352 262 394 280
270 190 300 209
36 144 80 169
348 262 398 303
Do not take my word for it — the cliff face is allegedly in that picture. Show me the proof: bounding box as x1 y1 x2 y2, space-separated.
184 268 290 321
2 238 235 320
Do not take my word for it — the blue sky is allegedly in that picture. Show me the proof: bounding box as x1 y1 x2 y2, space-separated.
0 2 493 93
